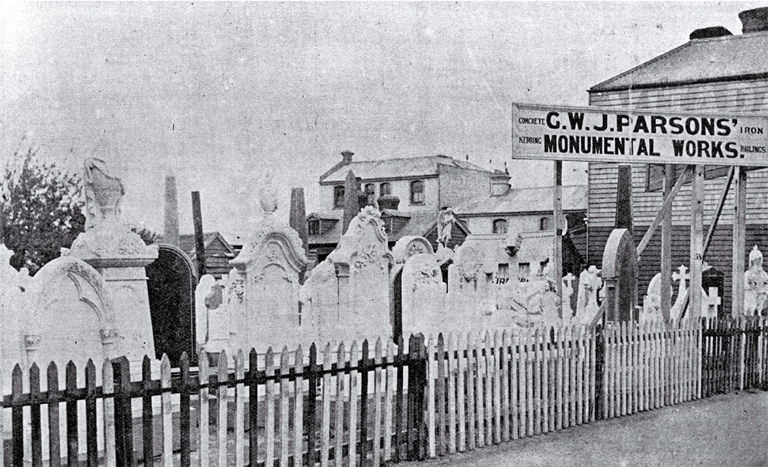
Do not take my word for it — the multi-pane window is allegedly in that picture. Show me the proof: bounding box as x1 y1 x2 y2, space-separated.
492 219 508 234
410 180 425 205
333 185 345 207
308 219 320 236
380 182 391 196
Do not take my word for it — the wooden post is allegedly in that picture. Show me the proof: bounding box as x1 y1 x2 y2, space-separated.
553 161 563 317
690 166 705 320
732 167 747 318
661 165 674 323
191 191 207 279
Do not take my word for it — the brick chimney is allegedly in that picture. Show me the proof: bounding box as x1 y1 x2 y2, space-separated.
490 171 511 197
740 7 768 33
341 150 354 164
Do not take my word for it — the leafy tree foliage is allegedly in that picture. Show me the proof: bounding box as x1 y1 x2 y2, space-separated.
1 149 86 274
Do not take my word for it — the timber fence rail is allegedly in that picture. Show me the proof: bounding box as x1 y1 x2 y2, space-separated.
1 317 767 467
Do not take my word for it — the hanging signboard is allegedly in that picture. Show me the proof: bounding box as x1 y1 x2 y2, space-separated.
512 103 768 166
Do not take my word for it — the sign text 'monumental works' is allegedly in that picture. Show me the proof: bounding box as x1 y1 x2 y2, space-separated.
512 103 768 166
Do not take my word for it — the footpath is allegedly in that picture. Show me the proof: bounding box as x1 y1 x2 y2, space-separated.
400 391 768 467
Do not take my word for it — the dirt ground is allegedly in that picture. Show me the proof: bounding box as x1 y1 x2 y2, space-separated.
401 391 768 467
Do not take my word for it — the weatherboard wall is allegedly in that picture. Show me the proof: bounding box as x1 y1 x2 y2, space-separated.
586 76 768 312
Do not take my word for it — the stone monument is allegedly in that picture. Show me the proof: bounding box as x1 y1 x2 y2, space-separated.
62 159 158 366
744 245 768 316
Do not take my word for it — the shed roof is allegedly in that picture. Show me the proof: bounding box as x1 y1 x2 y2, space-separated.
590 31 768 92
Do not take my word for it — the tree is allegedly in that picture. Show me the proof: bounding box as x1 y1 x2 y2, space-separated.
1 148 86 274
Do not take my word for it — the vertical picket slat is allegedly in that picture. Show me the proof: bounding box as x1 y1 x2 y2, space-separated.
394 337 404 463
234 352 245 467
541 328 550 435
446 334 457 454
384 340 395 462
142 356 154 467
510 333 519 440
589 326 597 422
320 344 332 467
456 334 467 452
217 352 228 467
492 330 501 445
474 333 485 446
525 331 534 437
568 326 577 427
334 344 345 467
307 344 318 467
575 326 583 426
483 331 493 446
179 353 190 467
373 338 384 467
248 349 258 467
83 360 96 467
101 360 115 467
556 327 564 429
49 363 62 467
533 328 542 436
28 363 42 467
160 356 173 467
426 335 436 459
281 348 292 467
499 331 509 443
547 328 556 431
359 340 370 467
198 353 210 467
265 349 276 467
436 334 446 457
465 333 475 451
12 365 23 467
66 361 79 467
294 346 305 467
348 342 359 467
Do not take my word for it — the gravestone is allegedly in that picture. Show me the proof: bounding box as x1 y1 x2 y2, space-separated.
702 264 725 318
147 244 197 366
0 244 30 394
302 206 394 344
575 265 602 325
744 245 768 316
401 253 445 336
601 228 638 322
63 159 158 368
392 236 433 264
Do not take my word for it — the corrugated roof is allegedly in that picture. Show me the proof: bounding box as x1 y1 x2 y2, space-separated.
590 31 768 92
320 155 489 183
455 185 587 215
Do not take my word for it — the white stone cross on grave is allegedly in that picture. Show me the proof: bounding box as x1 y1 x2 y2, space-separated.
672 265 689 285
704 287 721 319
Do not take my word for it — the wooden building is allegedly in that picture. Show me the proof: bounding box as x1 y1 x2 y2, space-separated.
586 8 768 312
179 232 237 279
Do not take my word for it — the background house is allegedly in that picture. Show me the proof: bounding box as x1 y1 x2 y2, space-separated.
586 7 768 312
308 151 490 261
179 232 237 279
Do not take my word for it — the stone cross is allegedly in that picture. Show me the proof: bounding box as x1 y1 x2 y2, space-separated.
705 286 721 318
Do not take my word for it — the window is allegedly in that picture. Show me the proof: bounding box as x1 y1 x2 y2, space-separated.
308 219 320 236
646 164 730 192
492 219 508 234
539 216 551 231
365 183 375 197
518 263 530 281
380 182 391 196
410 180 425 205
333 185 345 207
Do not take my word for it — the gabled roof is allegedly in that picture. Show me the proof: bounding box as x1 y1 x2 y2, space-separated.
307 211 342 221
455 185 587 216
590 31 768 92
320 155 489 184
178 232 236 259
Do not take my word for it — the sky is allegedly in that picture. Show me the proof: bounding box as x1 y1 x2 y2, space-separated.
1 1 764 242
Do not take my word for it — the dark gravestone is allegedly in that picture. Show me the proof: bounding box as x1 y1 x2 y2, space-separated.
147 244 197 366
602 228 639 322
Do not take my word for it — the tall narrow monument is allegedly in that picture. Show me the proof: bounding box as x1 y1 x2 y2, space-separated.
164 175 180 248
63 159 158 366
